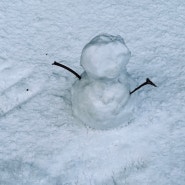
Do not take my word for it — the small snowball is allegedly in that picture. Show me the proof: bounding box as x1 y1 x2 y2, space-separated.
81 34 131 79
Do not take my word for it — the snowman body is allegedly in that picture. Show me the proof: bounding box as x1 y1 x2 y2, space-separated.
71 34 135 129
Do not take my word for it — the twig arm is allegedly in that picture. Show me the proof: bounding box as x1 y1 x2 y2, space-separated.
130 78 157 95
52 61 81 80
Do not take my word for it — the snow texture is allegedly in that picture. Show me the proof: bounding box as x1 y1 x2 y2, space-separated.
0 0 185 185
72 34 135 129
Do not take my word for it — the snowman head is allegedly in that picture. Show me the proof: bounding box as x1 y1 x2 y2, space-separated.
80 34 131 80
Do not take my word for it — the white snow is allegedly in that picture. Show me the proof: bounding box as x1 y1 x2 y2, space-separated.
0 1 185 185
72 34 135 129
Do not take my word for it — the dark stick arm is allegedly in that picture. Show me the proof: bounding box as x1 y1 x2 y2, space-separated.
130 78 157 95
52 61 81 80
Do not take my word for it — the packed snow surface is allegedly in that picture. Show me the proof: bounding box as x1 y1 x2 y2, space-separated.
0 1 185 185
72 34 135 129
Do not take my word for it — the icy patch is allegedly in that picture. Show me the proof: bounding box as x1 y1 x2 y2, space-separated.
72 34 136 129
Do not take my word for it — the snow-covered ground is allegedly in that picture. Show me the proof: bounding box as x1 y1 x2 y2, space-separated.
0 1 185 184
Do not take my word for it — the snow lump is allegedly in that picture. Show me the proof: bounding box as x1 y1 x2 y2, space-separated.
71 34 135 129
81 34 131 79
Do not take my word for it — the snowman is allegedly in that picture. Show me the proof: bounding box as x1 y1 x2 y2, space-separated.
52 34 157 129
71 34 137 129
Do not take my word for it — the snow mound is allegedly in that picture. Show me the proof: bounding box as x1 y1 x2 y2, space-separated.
72 34 135 129
81 34 131 79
